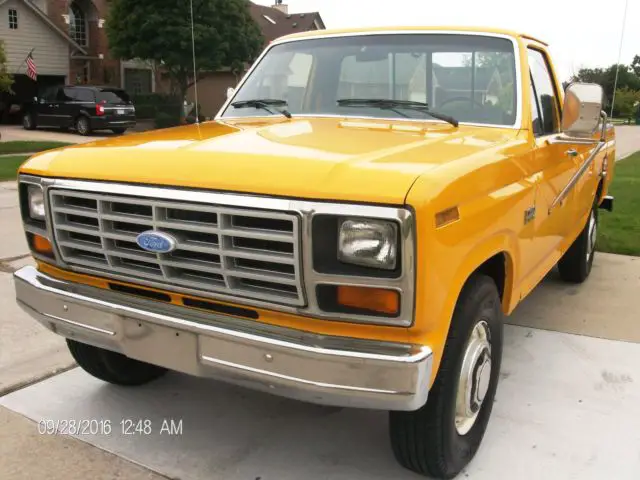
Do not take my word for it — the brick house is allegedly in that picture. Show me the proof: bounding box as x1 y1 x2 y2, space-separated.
0 0 323 121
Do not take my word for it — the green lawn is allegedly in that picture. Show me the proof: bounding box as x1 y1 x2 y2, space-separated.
0 141 72 155
0 155 29 181
597 151 640 256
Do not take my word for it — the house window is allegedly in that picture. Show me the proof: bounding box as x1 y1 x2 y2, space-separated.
124 68 152 95
69 2 87 46
8 9 18 29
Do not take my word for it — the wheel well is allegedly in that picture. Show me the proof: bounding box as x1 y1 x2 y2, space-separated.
475 253 506 301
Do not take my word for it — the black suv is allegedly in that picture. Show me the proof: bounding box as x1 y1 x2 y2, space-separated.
23 85 136 135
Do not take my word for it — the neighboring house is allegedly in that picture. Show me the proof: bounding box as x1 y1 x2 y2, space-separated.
187 2 325 117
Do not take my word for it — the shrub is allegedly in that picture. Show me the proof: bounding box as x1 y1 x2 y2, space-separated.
154 111 180 129
132 93 181 119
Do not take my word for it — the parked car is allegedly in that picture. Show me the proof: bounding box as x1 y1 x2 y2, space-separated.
13 27 615 479
22 85 136 135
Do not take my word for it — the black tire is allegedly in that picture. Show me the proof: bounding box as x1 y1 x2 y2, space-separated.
111 128 127 134
23 112 36 130
66 339 167 386
75 115 92 136
557 201 598 283
389 274 503 479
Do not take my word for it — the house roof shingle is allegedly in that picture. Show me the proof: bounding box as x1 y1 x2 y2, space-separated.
248 2 325 45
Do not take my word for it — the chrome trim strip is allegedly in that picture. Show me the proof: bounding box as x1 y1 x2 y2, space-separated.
33 309 116 336
215 30 523 130
549 112 610 214
549 141 606 214
200 355 400 395
14 265 432 411
19 176 415 327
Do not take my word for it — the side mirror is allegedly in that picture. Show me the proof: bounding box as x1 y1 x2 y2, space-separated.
561 83 604 138
226 87 235 99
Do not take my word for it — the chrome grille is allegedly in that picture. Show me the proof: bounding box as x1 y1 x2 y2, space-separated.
49 190 304 306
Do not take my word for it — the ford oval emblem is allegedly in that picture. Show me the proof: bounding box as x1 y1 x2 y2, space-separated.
136 231 177 253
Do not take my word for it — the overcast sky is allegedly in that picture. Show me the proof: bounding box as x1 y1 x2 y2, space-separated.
253 0 638 82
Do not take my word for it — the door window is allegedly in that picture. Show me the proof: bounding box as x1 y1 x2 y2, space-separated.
529 82 543 136
59 88 76 102
528 49 560 135
75 89 95 102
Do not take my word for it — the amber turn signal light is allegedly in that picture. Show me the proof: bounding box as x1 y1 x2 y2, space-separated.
337 286 400 315
32 234 53 256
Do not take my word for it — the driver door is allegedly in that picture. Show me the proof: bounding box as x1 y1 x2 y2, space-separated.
520 48 580 293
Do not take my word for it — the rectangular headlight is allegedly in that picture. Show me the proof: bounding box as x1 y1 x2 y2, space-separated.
338 219 398 270
27 185 46 221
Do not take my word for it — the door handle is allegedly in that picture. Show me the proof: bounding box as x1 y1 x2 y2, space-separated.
565 149 578 158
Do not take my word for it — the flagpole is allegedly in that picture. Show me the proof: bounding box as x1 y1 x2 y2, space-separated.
15 48 35 75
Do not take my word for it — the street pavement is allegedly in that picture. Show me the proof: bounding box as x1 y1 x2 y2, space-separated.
0 125 638 479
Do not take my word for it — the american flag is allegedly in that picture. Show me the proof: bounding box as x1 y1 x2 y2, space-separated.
26 52 37 81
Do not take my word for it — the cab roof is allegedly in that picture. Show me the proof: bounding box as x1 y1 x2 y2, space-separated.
276 25 548 46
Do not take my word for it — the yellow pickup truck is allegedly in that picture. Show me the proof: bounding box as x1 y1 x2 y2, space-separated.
13 27 615 478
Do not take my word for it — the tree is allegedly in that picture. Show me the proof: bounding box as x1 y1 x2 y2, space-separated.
631 55 640 77
107 0 263 118
0 41 14 94
571 64 640 111
614 87 640 119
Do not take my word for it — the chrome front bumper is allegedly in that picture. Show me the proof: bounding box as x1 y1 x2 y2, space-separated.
13 266 432 411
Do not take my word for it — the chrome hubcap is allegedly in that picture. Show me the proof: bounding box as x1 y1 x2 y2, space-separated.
455 321 492 436
587 210 597 261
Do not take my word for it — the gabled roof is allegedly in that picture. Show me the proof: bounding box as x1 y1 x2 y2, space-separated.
0 0 87 54
248 2 325 45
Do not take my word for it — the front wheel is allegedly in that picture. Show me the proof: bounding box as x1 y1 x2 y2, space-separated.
389 275 503 479
66 339 167 386
557 202 598 283
75 116 92 136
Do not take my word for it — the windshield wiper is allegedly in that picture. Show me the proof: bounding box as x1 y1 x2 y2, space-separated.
337 98 458 127
230 99 292 119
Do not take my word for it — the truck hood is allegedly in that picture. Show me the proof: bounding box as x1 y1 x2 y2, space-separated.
21 117 519 204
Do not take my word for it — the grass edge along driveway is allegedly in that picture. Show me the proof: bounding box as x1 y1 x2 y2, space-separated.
0 155 29 181
0 141 72 155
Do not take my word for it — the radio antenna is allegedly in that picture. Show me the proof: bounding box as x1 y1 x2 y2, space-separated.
189 0 200 123
610 0 629 118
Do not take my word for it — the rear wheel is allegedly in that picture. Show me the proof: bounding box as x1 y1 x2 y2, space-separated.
112 128 127 134
23 112 36 130
389 275 503 479
75 116 91 136
558 201 598 283
66 339 167 386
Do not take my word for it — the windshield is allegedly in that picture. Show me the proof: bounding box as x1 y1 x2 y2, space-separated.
222 34 518 126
